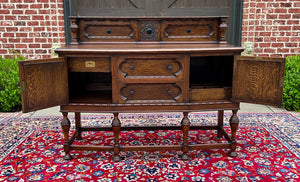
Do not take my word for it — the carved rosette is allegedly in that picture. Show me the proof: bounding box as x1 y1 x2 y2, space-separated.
140 21 159 41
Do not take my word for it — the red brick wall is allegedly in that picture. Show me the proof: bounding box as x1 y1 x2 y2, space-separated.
1 1 299 59
0 0 65 59
242 0 300 57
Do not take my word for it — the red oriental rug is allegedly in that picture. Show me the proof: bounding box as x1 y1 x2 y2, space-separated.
0 113 299 181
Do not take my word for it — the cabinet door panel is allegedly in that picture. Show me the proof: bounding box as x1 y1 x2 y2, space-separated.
19 58 68 112
232 56 285 106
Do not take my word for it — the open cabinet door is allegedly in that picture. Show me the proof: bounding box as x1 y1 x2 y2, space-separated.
232 55 285 107
19 58 68 113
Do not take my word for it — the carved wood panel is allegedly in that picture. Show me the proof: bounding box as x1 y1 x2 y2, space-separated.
160 19 218 42
140 21 159 41
232 56 286 106
119 57 182 78
18 58 68 112
78 19 139 43
120 83 182 103
111 54 190 104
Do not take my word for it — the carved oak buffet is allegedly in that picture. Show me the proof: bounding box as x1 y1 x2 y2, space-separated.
19 17 285 161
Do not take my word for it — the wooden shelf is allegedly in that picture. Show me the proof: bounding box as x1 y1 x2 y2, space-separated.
69 91 112 104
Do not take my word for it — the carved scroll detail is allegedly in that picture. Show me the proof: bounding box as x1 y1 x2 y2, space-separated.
219 17 228 44
70 18 79 45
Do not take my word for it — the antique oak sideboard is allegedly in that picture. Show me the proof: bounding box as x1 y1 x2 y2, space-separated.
19 17 285 161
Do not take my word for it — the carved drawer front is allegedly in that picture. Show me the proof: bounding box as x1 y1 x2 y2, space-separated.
117 56 184 80
112 55 190 104
160 19 218 42
68 57 111 72
79 20 139 43
119 84 182 103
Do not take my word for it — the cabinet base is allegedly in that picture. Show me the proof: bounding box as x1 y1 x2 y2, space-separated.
61 109 240 161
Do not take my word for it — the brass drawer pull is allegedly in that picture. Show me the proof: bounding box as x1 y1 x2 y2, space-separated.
130 90 135 95
146 28 153 35
85 61 95 68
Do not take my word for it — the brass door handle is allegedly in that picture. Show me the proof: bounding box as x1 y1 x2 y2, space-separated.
130 90 135 95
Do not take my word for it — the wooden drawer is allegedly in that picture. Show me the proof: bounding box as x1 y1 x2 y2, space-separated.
119 84 182 103
119 57 182 77
112 55 190 104
160 19 219 42
115 55 186 81
68 57 111 72
79 20 139 43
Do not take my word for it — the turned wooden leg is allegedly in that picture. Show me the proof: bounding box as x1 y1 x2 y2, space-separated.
61 112 72 160
229 110 239 157
181 112 190 161
112 113 121 162
217 110 224 138
75 112 82 140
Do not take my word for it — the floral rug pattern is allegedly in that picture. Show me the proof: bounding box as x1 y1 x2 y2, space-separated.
0 113 299 181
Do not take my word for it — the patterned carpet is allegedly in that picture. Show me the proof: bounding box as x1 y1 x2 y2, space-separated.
0 113 299 181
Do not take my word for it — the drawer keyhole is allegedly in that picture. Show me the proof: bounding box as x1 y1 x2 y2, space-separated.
107 29 112 34
186 29 191 33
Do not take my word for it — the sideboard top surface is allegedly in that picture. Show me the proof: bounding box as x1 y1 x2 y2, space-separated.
56 43 244 55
